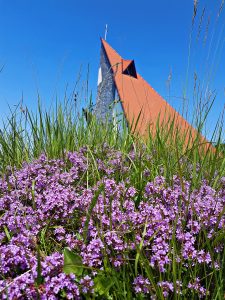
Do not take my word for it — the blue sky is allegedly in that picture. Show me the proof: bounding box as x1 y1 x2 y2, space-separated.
0 0 224 140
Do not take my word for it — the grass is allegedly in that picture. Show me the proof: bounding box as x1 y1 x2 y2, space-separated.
0 96 224 298
0 97 224 187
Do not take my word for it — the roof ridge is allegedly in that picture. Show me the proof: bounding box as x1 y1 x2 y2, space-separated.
101 38 122 61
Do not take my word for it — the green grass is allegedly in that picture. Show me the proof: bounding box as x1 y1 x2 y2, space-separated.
0 98 224 188
0 93 224 300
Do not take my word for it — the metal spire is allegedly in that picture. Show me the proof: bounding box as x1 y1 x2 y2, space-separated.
104 24 108 40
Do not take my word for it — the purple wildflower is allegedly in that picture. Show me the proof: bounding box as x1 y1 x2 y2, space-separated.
133 275 151 294
188 277 207 298
158 281 174 297
80 275 94 294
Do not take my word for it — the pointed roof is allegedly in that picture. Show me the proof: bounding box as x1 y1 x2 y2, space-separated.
101 38 212 150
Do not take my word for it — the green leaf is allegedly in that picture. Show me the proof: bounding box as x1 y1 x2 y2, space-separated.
83 183 104 243
31 180 36 209
94 274 116 296
63 248 83 276
36 245 44 285
3 225 11 241
213 230 225 246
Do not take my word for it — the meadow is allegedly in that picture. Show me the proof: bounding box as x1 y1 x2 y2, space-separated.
0 96 224 299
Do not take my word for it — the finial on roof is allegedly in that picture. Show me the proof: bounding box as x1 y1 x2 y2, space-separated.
104 24 108 40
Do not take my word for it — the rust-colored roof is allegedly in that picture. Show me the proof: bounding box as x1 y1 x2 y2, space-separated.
121 59 132 72
101 38 212 150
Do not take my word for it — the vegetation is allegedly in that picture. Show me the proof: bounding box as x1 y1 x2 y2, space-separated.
0 98 224 299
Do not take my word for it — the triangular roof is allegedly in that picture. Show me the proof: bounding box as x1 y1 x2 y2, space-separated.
100 38 211 149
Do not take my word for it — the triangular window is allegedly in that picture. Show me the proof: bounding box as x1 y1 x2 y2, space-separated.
122 59 137 78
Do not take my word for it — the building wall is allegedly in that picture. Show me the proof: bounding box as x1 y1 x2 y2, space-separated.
95 45 116 121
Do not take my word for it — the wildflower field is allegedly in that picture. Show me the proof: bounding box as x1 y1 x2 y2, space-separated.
0 99 224 299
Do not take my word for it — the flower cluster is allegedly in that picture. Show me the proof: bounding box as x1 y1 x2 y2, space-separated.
0 148 224 298
0 253 80 299
133 275 151 294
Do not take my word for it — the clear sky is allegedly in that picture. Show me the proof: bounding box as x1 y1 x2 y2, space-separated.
0 0 224 140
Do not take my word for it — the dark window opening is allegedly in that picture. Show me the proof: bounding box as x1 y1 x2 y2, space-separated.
122 60 137 78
